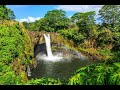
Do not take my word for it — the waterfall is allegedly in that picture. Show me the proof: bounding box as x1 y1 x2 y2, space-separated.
43 34 53 58
27 65 31 76
41 34 63 62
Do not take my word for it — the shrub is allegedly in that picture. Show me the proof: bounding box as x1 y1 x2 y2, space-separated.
26 78 62 85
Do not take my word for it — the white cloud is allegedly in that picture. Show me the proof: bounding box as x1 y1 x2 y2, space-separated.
56 5 103 15
56 5 103 23
18 16 42 22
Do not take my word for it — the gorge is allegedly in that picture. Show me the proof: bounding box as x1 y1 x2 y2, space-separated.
1 5 119 85
30 34 96 80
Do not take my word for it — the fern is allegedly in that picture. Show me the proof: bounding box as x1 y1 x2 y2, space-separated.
108 72 120 85
113 63 120 68
68 72 87 85
26 78 62 85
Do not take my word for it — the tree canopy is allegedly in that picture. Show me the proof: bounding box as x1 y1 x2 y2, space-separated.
0 5 15 20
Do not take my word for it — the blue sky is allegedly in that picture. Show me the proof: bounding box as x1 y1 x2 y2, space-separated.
7 5 103 23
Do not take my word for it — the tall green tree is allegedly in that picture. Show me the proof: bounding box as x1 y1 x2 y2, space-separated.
0 5 15 20
42 9 70 32
99 5 120 31
99 5 120 51
71 11 96 38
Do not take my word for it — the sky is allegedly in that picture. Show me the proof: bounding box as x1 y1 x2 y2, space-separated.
6 5 103 23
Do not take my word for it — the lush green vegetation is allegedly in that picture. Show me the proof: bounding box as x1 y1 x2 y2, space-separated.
26 78 62 85
0 5 120 85
0 5 34 84
0 20 34 84
0 5 15 20
68 59 120 85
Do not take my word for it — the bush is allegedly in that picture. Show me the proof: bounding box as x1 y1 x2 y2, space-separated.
98 48 111 56
57 29 85 45
0 20 33 85
26 78 62 85
0 23 24 64
0 71 22 85
68 62 120 85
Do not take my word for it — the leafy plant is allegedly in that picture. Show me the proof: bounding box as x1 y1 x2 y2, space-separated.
26 78 62 85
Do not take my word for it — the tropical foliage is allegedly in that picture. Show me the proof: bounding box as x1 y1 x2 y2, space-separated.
0 5 15 20
26 77 62 85
0 20 34 85
68 62 120 85
0 5 120 85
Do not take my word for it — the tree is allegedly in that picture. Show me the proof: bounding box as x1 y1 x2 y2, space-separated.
99 5 120 50
7 8 15 20
71 11 96 38
96 27 113 47
0 5 15 20
99 5 120 31
42 9 70 32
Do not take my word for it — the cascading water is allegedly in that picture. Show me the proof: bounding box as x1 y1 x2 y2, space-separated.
31 34 96 80
41 34 63 62
43 34 53 58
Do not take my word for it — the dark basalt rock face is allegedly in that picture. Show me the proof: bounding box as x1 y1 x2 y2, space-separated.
28 31 74 57
28 31 75 51
28 31 97 61
34 43 47 58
